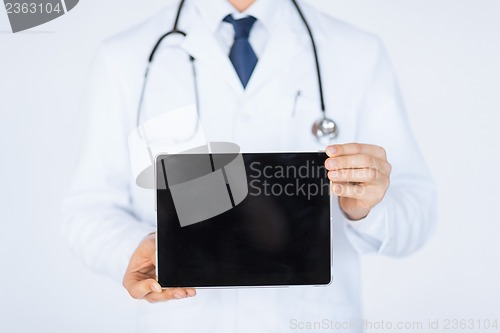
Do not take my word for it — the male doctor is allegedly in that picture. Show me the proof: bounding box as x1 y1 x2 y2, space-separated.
63 0 436 332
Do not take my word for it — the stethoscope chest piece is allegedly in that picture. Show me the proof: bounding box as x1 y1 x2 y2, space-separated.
312 117 338 143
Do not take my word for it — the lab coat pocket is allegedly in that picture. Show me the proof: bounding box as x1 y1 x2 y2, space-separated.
285 93 330 151
128 104 207 190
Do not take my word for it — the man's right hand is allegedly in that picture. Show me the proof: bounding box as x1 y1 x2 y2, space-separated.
123 233 196 303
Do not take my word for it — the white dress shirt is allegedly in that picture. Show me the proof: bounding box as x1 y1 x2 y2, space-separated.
196 0 272 57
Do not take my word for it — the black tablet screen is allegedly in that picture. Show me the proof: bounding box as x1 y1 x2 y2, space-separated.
156 152 331 287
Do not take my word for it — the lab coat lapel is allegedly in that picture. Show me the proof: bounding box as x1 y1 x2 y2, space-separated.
180 17 243 93
244 13 305 96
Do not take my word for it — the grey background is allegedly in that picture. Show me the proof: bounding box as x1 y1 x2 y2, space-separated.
1 0 499 332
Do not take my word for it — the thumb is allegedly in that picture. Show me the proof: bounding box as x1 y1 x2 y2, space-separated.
150 249 157 267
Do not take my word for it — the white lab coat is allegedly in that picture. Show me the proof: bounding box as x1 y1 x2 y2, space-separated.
62 0 437 332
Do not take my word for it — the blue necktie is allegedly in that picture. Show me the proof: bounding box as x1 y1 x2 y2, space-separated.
223 15 258 88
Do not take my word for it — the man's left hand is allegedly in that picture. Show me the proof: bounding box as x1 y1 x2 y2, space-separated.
325 143 392 221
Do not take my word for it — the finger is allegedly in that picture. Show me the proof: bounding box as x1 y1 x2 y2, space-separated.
144 288 197 303
126 278 163 300
185 288 197 297
328 168 379 184
331 183 367 199
325 154 388 173
326 143 386 159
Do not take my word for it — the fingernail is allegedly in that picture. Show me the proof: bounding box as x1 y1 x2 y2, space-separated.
327 146 337 156
152 284 162 293
174 293 185 299
330 171 339 179
333 184 343 194
327 159 337 169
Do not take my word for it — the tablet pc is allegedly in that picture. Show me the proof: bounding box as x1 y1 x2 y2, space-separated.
156 150 332 288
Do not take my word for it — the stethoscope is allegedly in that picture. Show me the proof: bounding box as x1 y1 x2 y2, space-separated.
136 0 338 143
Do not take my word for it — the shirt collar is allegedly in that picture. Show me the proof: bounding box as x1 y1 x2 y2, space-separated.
192 0 283 33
